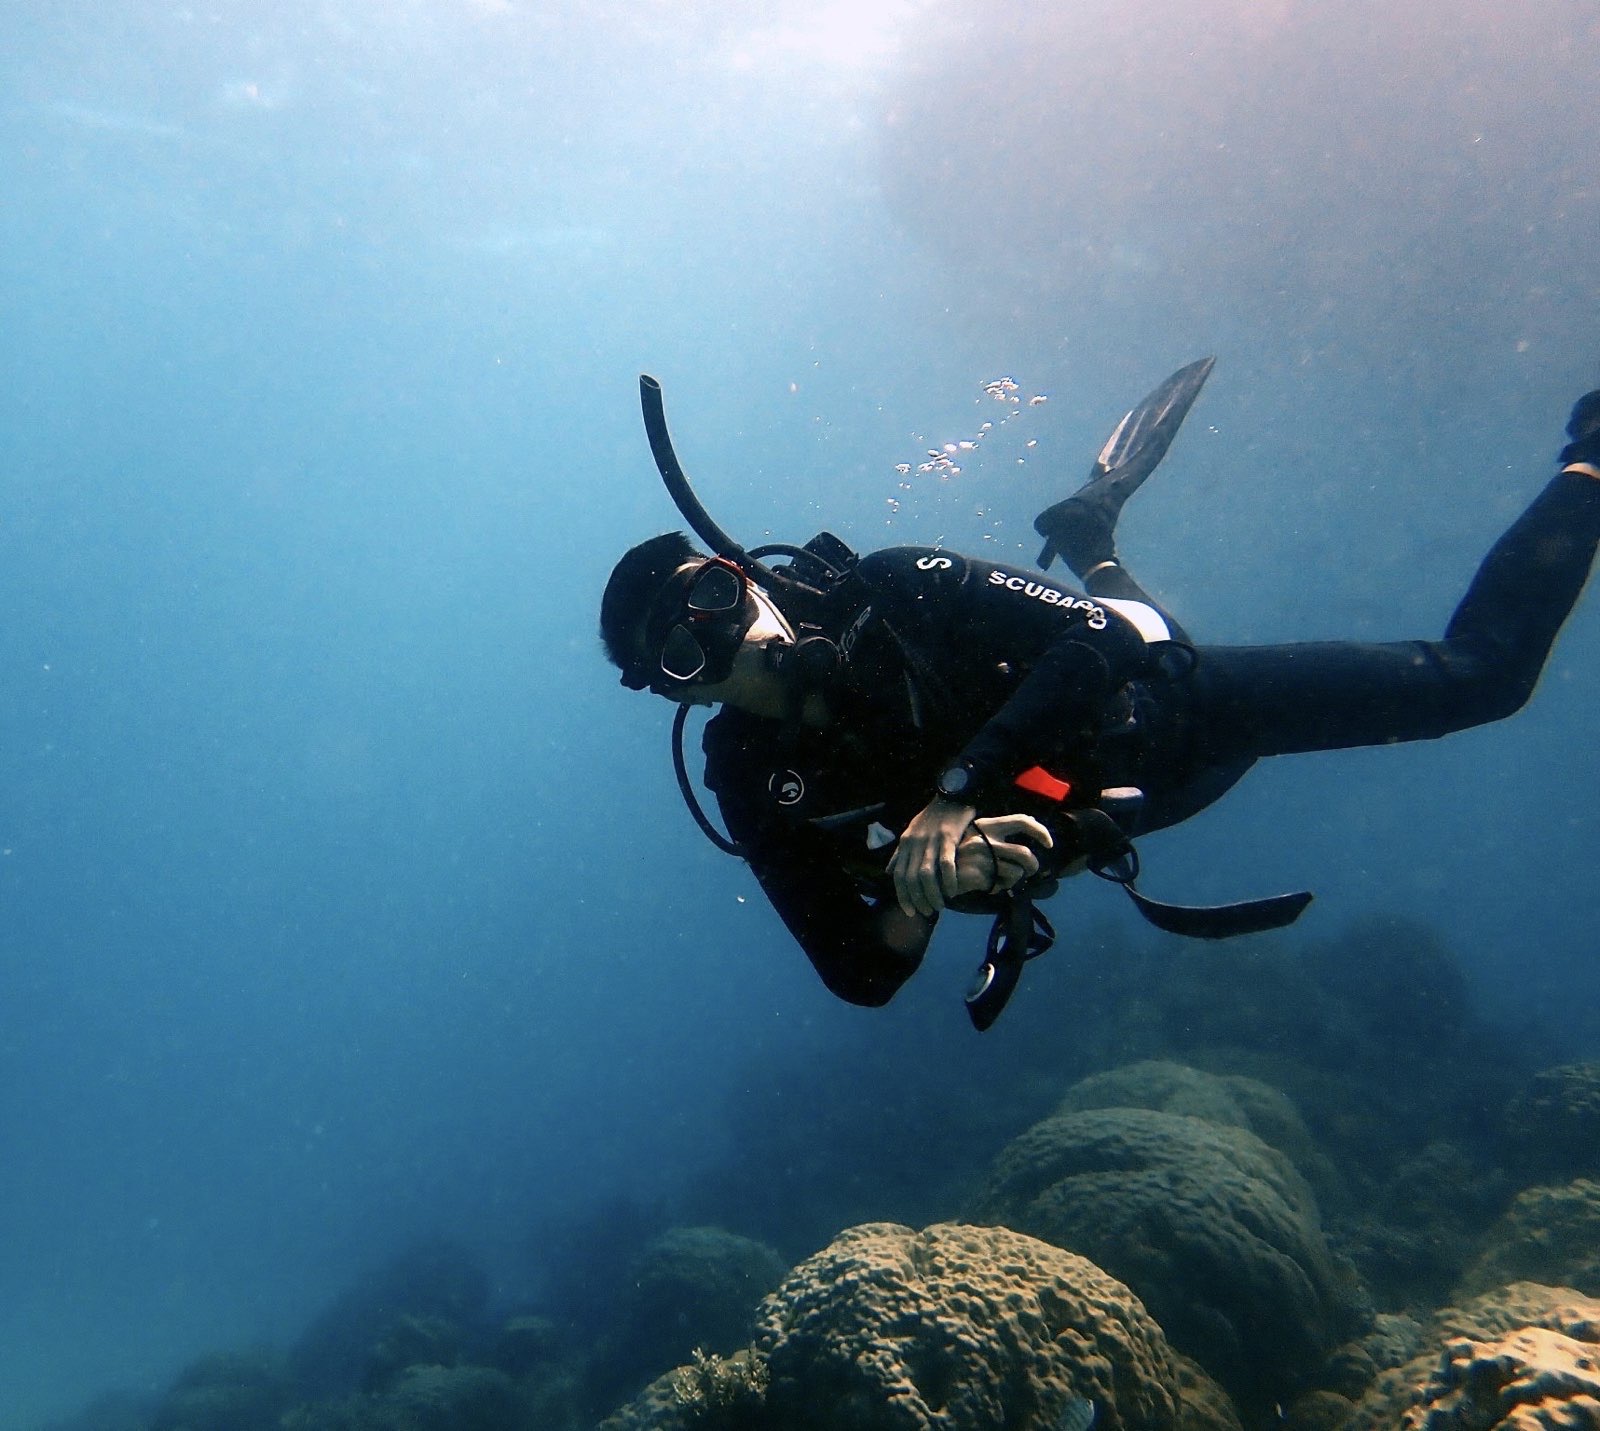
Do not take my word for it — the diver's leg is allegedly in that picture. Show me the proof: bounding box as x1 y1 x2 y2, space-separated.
1081 558 1192 644
1190 467 1600 761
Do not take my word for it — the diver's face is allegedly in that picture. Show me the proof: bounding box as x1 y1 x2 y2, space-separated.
638 559 793 701
657 582 795 711
640 557 753 693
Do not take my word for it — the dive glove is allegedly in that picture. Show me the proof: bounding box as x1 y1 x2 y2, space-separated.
1561 389 1600 468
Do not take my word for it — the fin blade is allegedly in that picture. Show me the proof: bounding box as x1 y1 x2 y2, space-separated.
1095 356 1216 480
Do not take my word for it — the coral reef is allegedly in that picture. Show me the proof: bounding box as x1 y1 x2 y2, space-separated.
360 1317 465 1395
677 917 1530 1313
283 1364 528 1431
1341 1282 1600 1431
483 1315 565 1381
1313 1313 1429 1401
1054 1060 1337 1201
595 1349 771 1431
1503 1062 1600 1185
587 1226 790 1411
1333 1139 1514 1314
1454 1180 1600 1300
362 1364 525 1431
38 1393 154 1431
1061 919 1528 1190
146 1351 290 1431
750 1222 1191 1430
38 919 1600 1431
601 1220 1239 1431
967 1106 1368 1410
1171 1356 1245 1431
288 1240 491 1399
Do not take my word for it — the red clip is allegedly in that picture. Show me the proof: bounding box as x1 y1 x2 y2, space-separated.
1015 765 1072 802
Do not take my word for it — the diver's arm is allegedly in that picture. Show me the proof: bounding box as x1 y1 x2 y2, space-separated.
736 817 1039 1001
700 715 929 1004
742 833 934 1006
941 638 1120 801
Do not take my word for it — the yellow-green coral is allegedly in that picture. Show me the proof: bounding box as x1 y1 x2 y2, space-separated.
668 1348 770 1415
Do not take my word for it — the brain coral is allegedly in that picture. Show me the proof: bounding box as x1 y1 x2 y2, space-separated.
1341 1283 1600 1431
752 1221 1190 1431
1454 1180 1600 1301
1054 1060 1334 1197
966 1107 1367 1408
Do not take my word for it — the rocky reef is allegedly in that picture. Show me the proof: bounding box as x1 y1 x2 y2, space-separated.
602 1221 1238 1431
36 924 1600 1431
1336 1282 1600 1431
967 1105 1369 1412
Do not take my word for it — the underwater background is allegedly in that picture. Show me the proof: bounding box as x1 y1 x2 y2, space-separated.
2 2 1599 1428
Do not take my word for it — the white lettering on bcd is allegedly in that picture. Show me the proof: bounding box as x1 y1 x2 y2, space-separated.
986 569 1107 628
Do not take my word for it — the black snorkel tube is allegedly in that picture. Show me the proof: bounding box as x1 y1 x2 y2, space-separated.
640 374 851 864
639 375 841 598
639 376 754 569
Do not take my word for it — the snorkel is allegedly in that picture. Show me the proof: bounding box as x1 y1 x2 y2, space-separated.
637 375 854 858
638 375 843 599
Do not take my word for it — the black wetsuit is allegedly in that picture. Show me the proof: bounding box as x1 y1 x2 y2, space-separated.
702 470 1600 1007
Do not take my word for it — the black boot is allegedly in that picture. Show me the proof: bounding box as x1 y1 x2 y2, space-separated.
1032 490 1120 577
1034 356 1215 577
1561 389 1600 468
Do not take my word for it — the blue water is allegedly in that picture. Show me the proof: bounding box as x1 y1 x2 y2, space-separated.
2 3 1597 1426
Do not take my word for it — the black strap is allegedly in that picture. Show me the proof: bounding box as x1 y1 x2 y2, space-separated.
1067 805 1313 938
1123 884 1313 938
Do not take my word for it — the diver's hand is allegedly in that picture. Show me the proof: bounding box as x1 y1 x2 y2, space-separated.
891 801 1055 915
890 795 978 916
957 814 1054 895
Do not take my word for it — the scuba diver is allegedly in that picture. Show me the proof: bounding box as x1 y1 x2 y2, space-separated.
600 365 1600 1030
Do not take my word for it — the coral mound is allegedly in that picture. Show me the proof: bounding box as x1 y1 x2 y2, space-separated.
1343 1283 1600 1431
1348 1325 1600 1431
1055 1060 1322 1177
595 1226 790 1404
967 1106 1366 1408
1455 1180 1600 1301
753 1221 1188 1431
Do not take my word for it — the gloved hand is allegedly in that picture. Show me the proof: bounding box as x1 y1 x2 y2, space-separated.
1561 389 1600 468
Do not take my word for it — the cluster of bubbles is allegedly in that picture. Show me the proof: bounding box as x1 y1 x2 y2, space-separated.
888 378 1048 516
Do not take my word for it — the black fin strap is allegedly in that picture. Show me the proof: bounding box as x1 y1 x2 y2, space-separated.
1067 805 1312 938
1123 885 1313 939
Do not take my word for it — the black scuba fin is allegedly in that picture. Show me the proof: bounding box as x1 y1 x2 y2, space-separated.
1035 356 1216 571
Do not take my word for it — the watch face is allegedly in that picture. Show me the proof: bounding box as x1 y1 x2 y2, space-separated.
941 766 970 795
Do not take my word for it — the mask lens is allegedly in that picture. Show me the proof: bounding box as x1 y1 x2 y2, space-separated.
686 562 744 613
659 624 708 682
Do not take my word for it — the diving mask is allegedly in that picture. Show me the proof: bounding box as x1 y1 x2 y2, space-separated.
645 556 759 690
